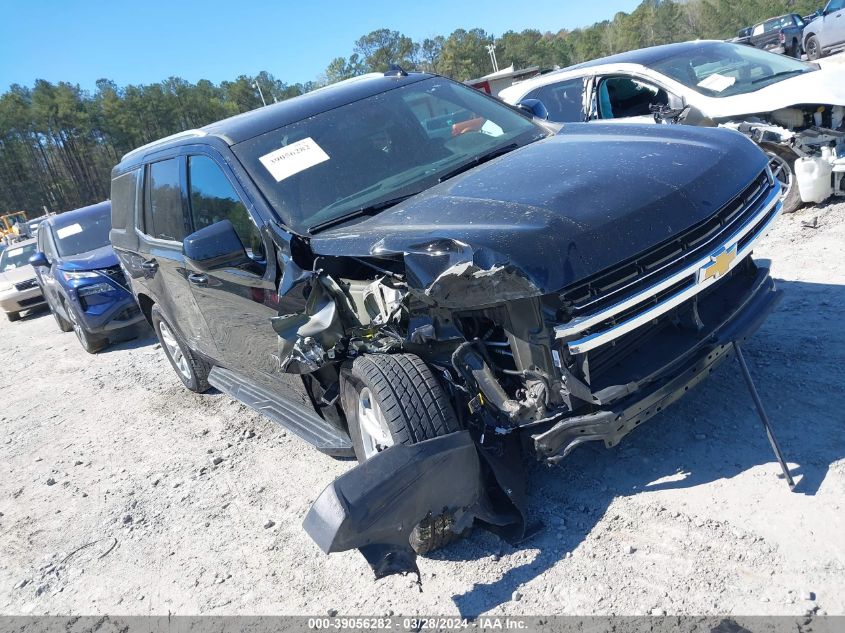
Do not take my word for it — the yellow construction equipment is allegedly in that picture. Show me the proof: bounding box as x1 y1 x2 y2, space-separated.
1 212 29 240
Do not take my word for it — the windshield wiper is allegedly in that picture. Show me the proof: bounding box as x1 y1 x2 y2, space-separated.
308 193 419 233
751 69 806 84
438 143 520 183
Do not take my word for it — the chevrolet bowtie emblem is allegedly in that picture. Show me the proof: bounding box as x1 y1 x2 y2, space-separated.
699 244 737 283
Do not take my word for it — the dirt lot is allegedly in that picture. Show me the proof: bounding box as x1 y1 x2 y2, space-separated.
1 198 844 618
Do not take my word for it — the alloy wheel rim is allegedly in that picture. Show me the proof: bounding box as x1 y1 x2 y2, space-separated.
158 321 192 381
357 387 394 460
768 152 793 201
65 302 84 342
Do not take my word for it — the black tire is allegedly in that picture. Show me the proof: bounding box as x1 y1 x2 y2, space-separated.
6 311 20 322
50 297 73 332
805 35 822 61
151 304 210 393
64 299 107 353
788 39 800 58
343 353 465 554
762 144 801 214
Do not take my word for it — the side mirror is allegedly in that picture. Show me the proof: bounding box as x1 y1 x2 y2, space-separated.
516 98 549 121
182 220 248 271
29 251 49 268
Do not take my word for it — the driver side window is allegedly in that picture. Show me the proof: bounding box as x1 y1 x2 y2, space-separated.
597 76 670 120
187 155 265 266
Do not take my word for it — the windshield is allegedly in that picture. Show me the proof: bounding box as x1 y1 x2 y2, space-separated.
650 42 815 98
53 207 112 257
233 77 545 233
0 242 36 272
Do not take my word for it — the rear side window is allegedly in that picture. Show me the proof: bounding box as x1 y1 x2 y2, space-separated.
143 158 185 242
188 155 264 260
111 169 139 233
525 79 585 123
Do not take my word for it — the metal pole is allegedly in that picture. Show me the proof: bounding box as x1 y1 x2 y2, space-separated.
486 44 499 73
254 81 267 107
734 343 796 490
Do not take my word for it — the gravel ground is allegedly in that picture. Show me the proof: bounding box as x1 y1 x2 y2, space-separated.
1 199 843 618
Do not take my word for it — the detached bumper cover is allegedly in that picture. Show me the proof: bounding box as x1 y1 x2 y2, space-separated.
304 431 523 579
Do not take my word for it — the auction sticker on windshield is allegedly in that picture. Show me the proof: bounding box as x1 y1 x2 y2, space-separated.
56 223 83 239
697 73 736 93
259 137 330 182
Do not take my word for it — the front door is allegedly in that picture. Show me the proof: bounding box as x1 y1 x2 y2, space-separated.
182 152 282 380
137 156 217 357
593 76 671 125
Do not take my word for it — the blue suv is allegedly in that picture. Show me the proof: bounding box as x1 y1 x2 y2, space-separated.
29 201 146 352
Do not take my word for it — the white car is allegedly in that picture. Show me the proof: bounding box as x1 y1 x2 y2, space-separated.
0 238 46 321
500 40 845 211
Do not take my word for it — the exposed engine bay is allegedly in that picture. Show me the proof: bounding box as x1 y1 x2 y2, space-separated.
719 104 845 204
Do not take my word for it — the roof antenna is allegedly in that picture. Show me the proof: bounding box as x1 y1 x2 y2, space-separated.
384 63 408 77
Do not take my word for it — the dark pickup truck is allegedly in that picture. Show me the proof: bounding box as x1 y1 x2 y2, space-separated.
732 13 807 57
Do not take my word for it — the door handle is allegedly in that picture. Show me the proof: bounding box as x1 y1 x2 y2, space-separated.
187 272 208 286
140 259 158 272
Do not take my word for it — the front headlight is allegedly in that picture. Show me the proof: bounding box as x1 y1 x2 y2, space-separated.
61 270 100 282
77 282 114 297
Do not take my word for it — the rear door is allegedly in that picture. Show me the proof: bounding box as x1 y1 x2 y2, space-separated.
137 155 217 358
182 150 282 379
522 77 589 123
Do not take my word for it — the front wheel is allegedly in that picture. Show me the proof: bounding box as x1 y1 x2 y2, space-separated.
6 311 20 322
64 299 106 354
805 35 822 61
49 296 73 332
343 353 466 554
763 145 801 214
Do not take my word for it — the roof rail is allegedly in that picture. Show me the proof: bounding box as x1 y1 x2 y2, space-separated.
121 129 207 162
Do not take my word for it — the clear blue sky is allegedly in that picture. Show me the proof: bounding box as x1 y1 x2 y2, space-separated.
0 0 642 92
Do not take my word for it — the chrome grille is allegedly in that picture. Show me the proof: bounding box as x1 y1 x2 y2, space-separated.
14 278 39 292
556 169 782 354
561 169 772 316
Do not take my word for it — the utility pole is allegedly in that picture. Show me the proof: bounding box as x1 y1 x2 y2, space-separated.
254 80 267 107
486 43 499 73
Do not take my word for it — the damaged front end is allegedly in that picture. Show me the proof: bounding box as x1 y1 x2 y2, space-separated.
720 104 845 205
282 170 783 580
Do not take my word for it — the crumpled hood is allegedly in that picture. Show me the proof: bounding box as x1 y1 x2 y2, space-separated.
57 245 118 272
703 66 845 119
311 123 768 299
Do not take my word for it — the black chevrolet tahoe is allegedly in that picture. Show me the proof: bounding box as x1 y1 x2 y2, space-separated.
109 71 783 579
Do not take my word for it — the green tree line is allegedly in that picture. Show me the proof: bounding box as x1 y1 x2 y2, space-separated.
0 0 823 215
